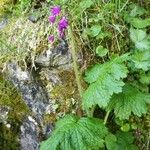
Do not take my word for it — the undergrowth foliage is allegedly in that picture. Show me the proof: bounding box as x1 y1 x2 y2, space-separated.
41 115 107 150
39 1 150 150
40 1 150 150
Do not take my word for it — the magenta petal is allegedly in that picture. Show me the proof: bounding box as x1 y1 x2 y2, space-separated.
49 15 56 24
58 17 68 29
51 6 61 16
48 35 54 43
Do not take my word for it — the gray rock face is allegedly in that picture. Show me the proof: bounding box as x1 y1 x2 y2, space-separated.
35 39 72 68
5 40 73 150
0 18 8 29
7 62 53 150
20 117 39 150
7 62 51 116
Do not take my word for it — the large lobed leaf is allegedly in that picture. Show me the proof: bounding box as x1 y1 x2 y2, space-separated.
40 115 108 150
107 84 150 120
83 54 128 109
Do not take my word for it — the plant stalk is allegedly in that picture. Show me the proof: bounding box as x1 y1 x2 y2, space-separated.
104 111 110 125
68 26 83 116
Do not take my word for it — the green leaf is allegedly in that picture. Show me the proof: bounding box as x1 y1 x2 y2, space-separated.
131 51 150 71
79 0 94 10
130 4 146 17
89 25 101 37
140 71 150 84
40 115 108 150
105 133 118 150
115 132 138 150
124 5 146 23
107 84 150 120
131 18 150 29
130 28 150 71
96 45 108 57
121 123 130 132
130 28 150 50
105 132 139 150
96 31 112 40
83 54 128 108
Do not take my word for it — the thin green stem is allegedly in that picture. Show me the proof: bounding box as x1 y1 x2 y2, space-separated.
120 0 129 12
104 111 110 125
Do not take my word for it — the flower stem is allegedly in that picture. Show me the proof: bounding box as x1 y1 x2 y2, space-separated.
68 26 83 116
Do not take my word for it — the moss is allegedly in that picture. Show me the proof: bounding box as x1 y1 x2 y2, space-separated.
52 70 76 100
0 12 50 69
0 74 30 149
0 0 14 15
41 69 80 122
0 123 20 150
52 70 78 107
0 74 29 117
43 113 57 124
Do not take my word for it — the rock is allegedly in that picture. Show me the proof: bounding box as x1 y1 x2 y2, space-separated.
28 16 38 23
6 62 54 150
35 39 83 70
3 26 82 149
20 117 39 150
6 62 51 116
0 18 8 29
35 39 72 68
0 9 83 149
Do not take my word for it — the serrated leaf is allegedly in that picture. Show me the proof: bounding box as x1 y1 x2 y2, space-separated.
79 0 93 10
130 28 146 42
105 132 139 150
131 51 150 71
130 28 150 50
83 54 128 108
40 115 108 150
96 45 108 57
130 28 150 71
107 84 150 120
131 18 150 29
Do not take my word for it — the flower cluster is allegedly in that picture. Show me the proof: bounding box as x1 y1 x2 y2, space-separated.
48 6 68 43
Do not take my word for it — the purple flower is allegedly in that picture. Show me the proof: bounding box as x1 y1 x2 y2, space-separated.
59 30 65 38
49 15 56 24
57 17 68 39
48 35 54 43
58 17 68 30
51 6 61 16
